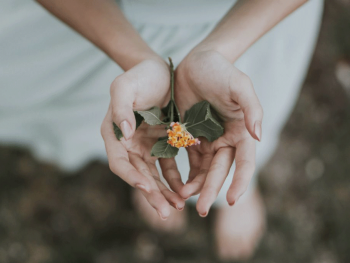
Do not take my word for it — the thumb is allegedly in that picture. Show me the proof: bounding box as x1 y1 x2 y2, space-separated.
230 71 263 141
110 77 137 140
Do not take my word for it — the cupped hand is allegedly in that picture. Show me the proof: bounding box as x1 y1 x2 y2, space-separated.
174 50 263 216
109 58 170 140
101 57 185 220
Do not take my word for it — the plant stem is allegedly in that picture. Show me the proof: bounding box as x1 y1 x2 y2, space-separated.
169 57 174 123
174 100 182 123
168 57 182 123
169 57 175 101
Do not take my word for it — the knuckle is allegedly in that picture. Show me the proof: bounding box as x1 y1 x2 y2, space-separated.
198 169 209 176
166 167 179 176
169 177 180 184
236 159 256 171
160 188 170 196
109 162 118 175
202 186 219 197
110 80 117 95
110 76 132 98
166 161 178 170
259 105 264 118
110 76 122 94
139 168 152 177
232 177 247 192
109 156 128 176
144 59 162 71
242 184 249 194
238 73 253 88
100 120 106 137
111 110 121 124
152 175 161 182
248 101 263 115
209 162 224 173
100 124 106 139
100 116 111 139
238 183 249 196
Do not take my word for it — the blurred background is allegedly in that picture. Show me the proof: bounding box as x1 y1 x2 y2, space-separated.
0 1 350 263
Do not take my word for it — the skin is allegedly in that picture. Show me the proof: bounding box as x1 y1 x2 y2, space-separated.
174 50 260 216
102 108 185 219
173 0 308 216
36 0 308 219
100 59 187 219
37 0 183 219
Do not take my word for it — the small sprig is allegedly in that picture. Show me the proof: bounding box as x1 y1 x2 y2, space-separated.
167 122 200 148
113 58 224 158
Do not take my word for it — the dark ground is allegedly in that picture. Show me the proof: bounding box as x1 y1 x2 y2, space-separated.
1 1 350 263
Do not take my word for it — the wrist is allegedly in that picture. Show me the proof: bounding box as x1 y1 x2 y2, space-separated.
109 45 164 71
191 39 242 64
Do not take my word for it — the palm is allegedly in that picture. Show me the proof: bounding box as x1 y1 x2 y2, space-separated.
175 51 245 122
175 50 262 216
122 122 165 164
120 123 183 207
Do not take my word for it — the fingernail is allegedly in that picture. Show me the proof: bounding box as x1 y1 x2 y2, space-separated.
135 184 150 193
120 120 132 140
176 205 184 211
171 202 183 211
254 121 262 141
229 195 242 206
157 211 167 221
199 211 208 217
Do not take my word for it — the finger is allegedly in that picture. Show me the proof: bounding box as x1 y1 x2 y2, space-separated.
147 161 185 211
110 75 136 140
101 109 151 191
159 158 184 194
230 68 263 141
148 163 185 211
187 148 202 184
180 153 214 199
129 154 171 219
196 147 235 217
226 138 256 206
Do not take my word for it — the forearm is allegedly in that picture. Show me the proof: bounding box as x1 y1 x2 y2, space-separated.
36 0 159 70
196 0 308 62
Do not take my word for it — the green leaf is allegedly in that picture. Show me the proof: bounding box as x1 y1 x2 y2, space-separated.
151 137 179 158
135 111 144 128
113 111 143 140
184 101 224 142
113 122 124 140
162 100 180 123
137 107 163 125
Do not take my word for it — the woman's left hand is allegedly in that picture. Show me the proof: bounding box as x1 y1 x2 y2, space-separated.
174 49 263 216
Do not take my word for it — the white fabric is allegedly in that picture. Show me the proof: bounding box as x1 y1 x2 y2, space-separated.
0 0 323 205
121 0 235 25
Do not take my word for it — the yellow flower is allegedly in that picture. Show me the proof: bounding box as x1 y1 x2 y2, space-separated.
167 122 200 148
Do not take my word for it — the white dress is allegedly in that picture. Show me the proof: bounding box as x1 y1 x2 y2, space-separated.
0 0 324 205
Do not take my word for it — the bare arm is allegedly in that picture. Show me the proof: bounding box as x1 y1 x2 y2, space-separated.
197 0 308 62
36 0 160 70
37 0 185 219
175 1 309 211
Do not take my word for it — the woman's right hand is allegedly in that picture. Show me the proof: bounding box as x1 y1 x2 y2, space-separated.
100 57 185 220
38 0 186 219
